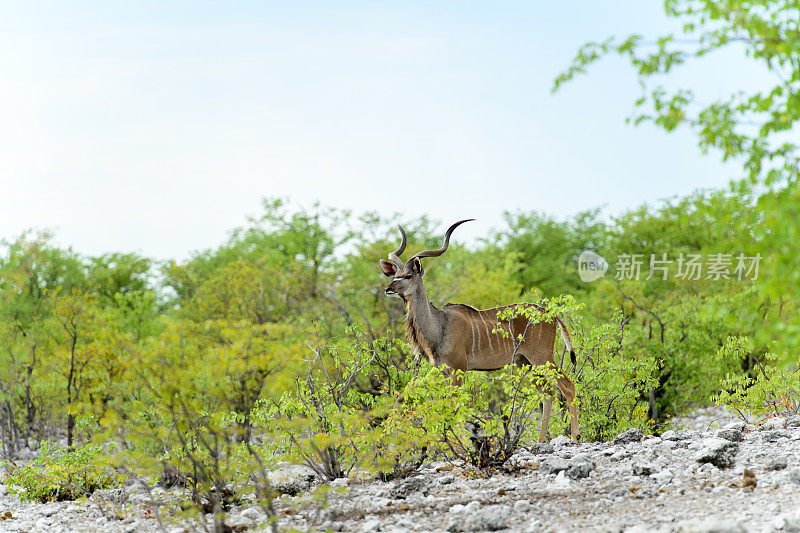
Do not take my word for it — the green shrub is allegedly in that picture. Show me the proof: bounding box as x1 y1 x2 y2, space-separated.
575 315 659 441
495 294 659 443
263 336 540 475
100 317 297 530
357 361 451 479
262 302 664 478
712 336 800 421
436 365 558 469
2 441 121 502
260 327 433 480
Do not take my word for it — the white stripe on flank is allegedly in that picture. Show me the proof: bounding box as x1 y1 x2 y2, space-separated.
479 313 493 350
474 318 481 353
470 320 476 356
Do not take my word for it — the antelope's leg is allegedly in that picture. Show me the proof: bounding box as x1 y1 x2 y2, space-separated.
442 362 465 387
568 401 579 443
538 395 553 443
556 375 580 443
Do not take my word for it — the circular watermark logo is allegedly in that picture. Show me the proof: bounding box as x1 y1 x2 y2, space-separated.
578 250 608 282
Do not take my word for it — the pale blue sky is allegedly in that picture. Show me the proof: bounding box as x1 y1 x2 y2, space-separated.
0 2 768 259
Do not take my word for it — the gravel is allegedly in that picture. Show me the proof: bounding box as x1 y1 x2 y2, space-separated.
2 406 800 532
694 437 739 468
538 457 569 475
565 454 595 480
459 504 510 532
632 461 659 476
390 476 430 499
614 428 644 445
715 428 743 442
268 463 318 495
766 455 789 471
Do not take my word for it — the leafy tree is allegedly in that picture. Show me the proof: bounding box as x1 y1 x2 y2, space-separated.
488 209 608 298
51 289 97 448
554 0 800 346
87 253 152 306
0 233 86 451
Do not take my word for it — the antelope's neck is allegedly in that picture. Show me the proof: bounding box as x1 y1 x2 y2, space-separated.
403 282 445 362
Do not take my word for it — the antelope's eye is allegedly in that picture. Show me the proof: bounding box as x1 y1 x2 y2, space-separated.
404 275 412 279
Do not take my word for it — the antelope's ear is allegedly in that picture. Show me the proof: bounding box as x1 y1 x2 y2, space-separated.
379 259 397 277
409 257 423 275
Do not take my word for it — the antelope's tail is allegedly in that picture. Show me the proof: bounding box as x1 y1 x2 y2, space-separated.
555 317 576 366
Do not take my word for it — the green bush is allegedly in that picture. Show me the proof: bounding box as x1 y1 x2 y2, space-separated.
493 294 659 443
260 303 662 478
260 327 435 480
101 317 297 527
712 336 800 421
372 365 455 476
436 365 558 469
2 441 121 502
260 323 567 476
574 315 659 441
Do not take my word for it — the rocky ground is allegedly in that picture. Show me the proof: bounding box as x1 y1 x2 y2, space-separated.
1 407 800 532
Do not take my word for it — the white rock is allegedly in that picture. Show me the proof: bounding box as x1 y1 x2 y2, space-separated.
632 461 658 476
330 478 348 488
767 455 790 471
550 471 571 489
763 417 787 430
610 450 630 462
360 517 381 532
661 430 678 441
724 420 746 432
676 518 745 532
465 500 481 513
651 469 674 485
241 507 260 521
698 462 720 474
776 511 800 532
463 504 510 532
268 464 318 495
550 435 572 447
694 438 739 468
539 457 569 475
513 499 531 513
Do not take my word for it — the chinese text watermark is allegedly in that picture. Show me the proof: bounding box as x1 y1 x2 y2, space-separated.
578 251 761 282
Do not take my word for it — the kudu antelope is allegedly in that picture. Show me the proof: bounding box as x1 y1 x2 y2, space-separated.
379 220 579 443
